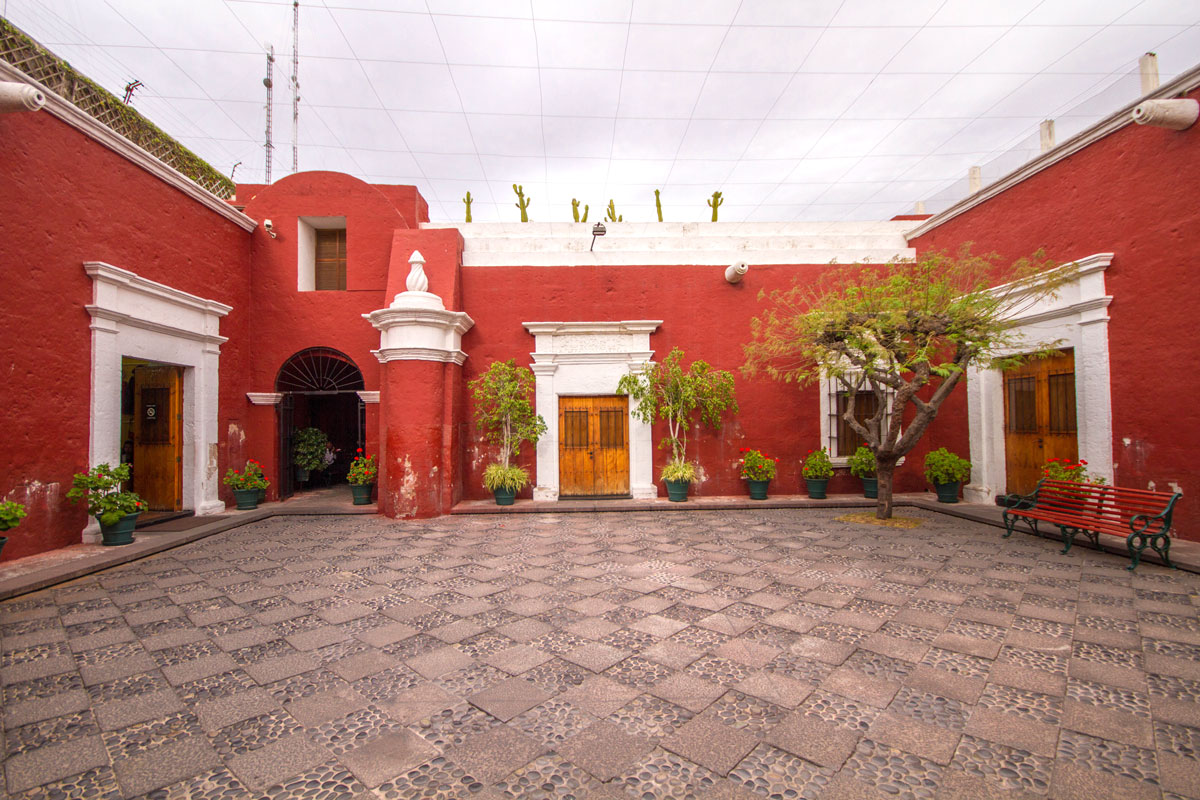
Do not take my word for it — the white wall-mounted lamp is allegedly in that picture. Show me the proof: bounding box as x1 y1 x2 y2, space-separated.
262 218 277 238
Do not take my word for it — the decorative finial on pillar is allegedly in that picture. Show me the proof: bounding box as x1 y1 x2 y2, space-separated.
406 250 429 293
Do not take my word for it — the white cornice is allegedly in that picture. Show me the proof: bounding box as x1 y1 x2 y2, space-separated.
523 320 663 336
356 391 380 403
985 252 1112 305
87 308 229 346
0 61 257 232
373 347 468 365
246 393 283 405
906 65 1200 240
85 262 233 317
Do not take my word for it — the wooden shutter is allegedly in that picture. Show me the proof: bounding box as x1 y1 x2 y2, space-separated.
836 391 878 456
315 228 346 290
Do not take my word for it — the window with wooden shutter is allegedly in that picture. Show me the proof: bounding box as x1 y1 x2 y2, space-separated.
834 390 878 456
314 228 346 290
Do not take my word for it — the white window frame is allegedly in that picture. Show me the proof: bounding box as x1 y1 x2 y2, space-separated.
820 375 903 467
297 216 347 292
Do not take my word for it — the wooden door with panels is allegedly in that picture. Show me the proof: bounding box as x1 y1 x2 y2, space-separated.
559 396 630 497
1003 348 1078 495
133 365 183 511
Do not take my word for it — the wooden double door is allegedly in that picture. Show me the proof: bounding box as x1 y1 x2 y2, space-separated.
559 396 630 498
1003 349 1078 495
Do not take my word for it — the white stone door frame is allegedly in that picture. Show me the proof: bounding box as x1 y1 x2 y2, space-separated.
85 262 231 541
964 253 1113 504
523 321 662 501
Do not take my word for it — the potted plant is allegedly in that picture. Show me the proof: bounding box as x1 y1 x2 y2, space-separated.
739 448 778 500
244 459 270 504
847 446 878 499
924 447 971 503
802 448 834 499
471 360 547 505
223 462 268 510
618 348 738 502
293 427 329 483
67 463 145 546
347 448 377 505
0 499 27 558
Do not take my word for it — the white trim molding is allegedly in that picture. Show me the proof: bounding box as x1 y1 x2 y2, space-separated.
964 253 1114 504
357 391 380 404
0 62 257 232
246 393 283 406
364 279 474 366
906 64 1200 241
523 320 663 502
85 262 231 541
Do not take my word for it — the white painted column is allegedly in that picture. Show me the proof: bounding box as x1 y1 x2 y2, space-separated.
531 363 559 501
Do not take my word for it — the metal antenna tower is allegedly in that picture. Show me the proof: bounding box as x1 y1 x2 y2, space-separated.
291 1 300 174
263 45 275 183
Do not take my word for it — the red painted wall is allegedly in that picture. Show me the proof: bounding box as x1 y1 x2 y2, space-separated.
912 87 1200 538
0 109 252 560
457 263 933 501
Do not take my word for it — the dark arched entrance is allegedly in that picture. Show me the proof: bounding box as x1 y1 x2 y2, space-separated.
276 347 365 498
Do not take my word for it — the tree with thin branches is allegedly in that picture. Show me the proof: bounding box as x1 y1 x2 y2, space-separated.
743 246 1076 519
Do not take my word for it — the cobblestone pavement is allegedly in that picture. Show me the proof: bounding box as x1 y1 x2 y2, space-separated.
2 509 1199 799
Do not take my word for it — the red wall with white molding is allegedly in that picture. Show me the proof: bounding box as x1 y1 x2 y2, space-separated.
911 87 1200 539
0 109 252 560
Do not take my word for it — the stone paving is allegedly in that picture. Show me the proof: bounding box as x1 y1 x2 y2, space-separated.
1 508 1199 799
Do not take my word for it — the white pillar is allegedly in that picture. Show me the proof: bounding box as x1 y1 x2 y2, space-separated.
1140 52 1160 95
1039 120 1056 153
968 166 982 194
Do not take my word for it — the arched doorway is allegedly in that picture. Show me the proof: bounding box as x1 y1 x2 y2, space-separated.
276 347 365 498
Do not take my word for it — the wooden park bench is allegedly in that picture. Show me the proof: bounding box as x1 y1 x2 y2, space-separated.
1002 479 1182 570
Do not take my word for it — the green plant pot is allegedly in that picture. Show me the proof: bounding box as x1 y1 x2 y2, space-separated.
232 489 259 510
295 465 309 483
493 487 516 506
665 479 690 502
935 481 961 503
805 478 829 499
350 483 374 505
861 477 878 499
257 488 266 504
0 535 6 558
99 512 139 546
747 479 770 500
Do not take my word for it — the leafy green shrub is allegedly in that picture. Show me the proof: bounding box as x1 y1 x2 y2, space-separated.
660 460 697 483
802 448 834 479
483 464 530 493
924 448 971 485
739 448 778 481
293 428 330 471
0 500 27 532
847 446 877 478
67 463 145 527
348 450 377 485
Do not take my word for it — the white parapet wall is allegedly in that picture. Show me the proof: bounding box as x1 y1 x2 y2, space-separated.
422 221 916 267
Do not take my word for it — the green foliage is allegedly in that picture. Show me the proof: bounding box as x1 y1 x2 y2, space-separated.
571 198 589 222
483 464 530 493
1043 457 1106 485
660 459 697 483
924 448 971 485
347 450 378 485
617 348 738 466
802 448 834 479
463 191 473 222
655 189 664 222
847 446 877 478
67 463 144 527
293 428 330 471
513 184 531 222
0 500 27 532
470 360 547 469
739 448 778 481
223 460 269 490
605 200 623 222
708 190 723 221
743 245 1074 517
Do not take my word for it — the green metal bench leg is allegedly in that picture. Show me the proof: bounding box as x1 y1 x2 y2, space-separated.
1127 531 1176 571
1060 526 1078 554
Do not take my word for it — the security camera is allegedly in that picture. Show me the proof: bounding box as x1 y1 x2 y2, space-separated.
263 218 277 238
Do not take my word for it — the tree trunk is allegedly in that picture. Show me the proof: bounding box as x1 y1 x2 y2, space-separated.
875 456 899 519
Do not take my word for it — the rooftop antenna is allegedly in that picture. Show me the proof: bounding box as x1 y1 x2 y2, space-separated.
291 1 300 174
122 79 142 104
263 44 275 183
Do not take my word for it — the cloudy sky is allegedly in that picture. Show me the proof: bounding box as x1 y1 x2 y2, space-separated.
5 0 1199 222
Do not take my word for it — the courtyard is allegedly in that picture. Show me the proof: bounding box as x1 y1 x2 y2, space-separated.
2 508 1199 799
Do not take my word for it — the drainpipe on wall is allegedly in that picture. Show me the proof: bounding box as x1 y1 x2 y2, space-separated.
0 81 46 113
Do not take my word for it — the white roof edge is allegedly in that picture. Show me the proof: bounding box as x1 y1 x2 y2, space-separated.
905 62 1200 241
0 61 258 233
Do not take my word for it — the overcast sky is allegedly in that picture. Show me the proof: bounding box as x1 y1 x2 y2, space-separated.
5 0 1199 222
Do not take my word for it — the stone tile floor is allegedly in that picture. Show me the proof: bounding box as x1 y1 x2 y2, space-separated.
2 508 1199 799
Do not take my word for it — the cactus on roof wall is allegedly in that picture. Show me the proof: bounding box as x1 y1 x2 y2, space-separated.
655 189 664 222
605 200 623 222
708 190 723 222
571 198 589 223
513 184 531 222
462 191 473 223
